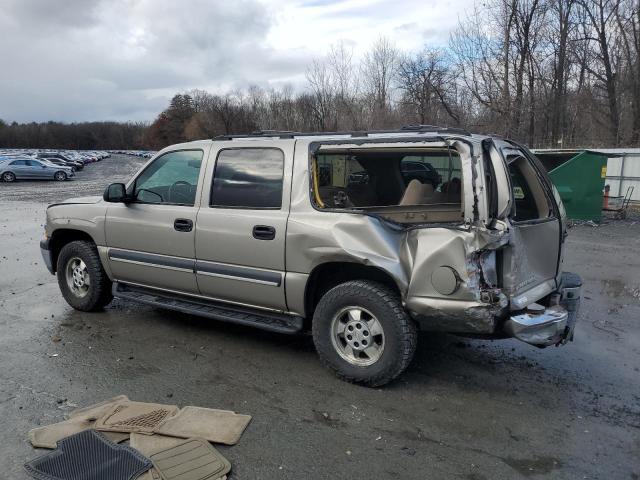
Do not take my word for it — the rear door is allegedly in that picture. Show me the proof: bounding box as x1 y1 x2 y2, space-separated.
494 144 562 309
9 160 30 178
194 141 294 311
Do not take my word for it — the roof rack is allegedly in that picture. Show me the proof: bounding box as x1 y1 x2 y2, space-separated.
213 125 472 140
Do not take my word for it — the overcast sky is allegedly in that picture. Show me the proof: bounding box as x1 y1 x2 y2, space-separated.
0 0 471 123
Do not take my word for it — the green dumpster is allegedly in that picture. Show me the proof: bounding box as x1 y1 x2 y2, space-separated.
533 150 608 222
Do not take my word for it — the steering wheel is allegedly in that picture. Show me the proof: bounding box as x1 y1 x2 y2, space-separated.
333 190 352 207
167 181 192 204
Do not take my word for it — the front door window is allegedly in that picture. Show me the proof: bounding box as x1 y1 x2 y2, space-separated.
134 150 203 205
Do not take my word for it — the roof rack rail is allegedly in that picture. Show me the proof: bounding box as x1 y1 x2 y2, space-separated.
213 129 369 140
400 124 472 136
213 125 471 141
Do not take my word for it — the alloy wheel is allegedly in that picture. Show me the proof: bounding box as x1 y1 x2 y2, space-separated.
65 257 91 298
330 306 385 366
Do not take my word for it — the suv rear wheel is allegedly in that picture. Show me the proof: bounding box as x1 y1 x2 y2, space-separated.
312 280 417 387
57 240 113 311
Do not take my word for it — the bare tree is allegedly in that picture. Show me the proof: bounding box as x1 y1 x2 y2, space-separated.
450 1 518 135
306 58 337 130
397 49 460 125
361 37 399 127
577 0 624 144
616 0 640 142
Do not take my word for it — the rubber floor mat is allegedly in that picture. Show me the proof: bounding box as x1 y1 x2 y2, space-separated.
95 401 179 434
29 395 131 449
150 438 231 480
155 406 251 445
24 429 151 480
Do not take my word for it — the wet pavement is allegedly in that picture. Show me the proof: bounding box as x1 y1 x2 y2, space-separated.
0 155 638 479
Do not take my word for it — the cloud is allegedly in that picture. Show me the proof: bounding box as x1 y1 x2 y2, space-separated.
0 0 473 122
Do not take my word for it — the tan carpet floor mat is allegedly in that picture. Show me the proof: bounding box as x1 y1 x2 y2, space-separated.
94 401 179 434
155 406 251 445
150 438 231 480
29 396 131 449
67 395 129 419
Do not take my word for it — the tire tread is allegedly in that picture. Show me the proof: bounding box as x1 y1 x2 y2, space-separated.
57 240 112 311
312 280 417 387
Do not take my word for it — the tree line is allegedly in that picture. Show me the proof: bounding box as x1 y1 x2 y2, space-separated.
3 0 639 150
0 120 148 150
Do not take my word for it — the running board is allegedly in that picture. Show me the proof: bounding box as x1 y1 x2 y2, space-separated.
113 282 304 334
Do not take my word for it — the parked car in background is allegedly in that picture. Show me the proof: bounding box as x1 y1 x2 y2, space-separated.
42 158 80 172
0 158 74 182
400 159 442 187
38 153 84 170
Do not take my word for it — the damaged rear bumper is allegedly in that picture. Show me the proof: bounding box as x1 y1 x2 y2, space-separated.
503 272 582 347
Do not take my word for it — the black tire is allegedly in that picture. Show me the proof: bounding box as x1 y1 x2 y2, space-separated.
54 171 67 181
312 280 417 387
2 171 16 182
56 240 113 311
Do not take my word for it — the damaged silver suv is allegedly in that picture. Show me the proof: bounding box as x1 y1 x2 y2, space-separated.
40 126 581 386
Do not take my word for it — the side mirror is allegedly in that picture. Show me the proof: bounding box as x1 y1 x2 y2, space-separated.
103 183 128 203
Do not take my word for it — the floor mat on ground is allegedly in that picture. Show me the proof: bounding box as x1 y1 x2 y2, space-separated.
67 395 129 419
24 429 151 480
29 396 131 449
155 406 251 445
94 401 179 434
130 433 186 480
150 438 231 480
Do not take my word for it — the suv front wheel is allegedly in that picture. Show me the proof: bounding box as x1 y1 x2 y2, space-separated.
312 280 417 387
57 240 113 311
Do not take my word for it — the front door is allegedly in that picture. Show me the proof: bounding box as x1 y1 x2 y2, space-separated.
497 145 562 309
194 142 294 311
105 148 207 294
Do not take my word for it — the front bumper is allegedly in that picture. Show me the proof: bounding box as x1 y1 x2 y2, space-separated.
503 272 582 347
40 238 55 274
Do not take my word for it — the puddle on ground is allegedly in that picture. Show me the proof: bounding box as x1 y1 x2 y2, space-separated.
601 279 640 300
502 455 561 477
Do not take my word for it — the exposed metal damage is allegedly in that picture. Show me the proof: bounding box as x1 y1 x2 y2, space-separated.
286 134 579 346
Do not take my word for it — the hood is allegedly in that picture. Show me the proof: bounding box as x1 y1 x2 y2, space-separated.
48 195 103 208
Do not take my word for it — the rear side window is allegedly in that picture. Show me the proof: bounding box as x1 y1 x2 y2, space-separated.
211 148 284 209
505 152 551 221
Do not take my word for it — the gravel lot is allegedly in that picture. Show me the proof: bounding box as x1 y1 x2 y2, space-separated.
0 155 638 479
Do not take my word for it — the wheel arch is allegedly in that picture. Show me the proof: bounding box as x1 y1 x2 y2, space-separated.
303 262 402 326
49 229 97 273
